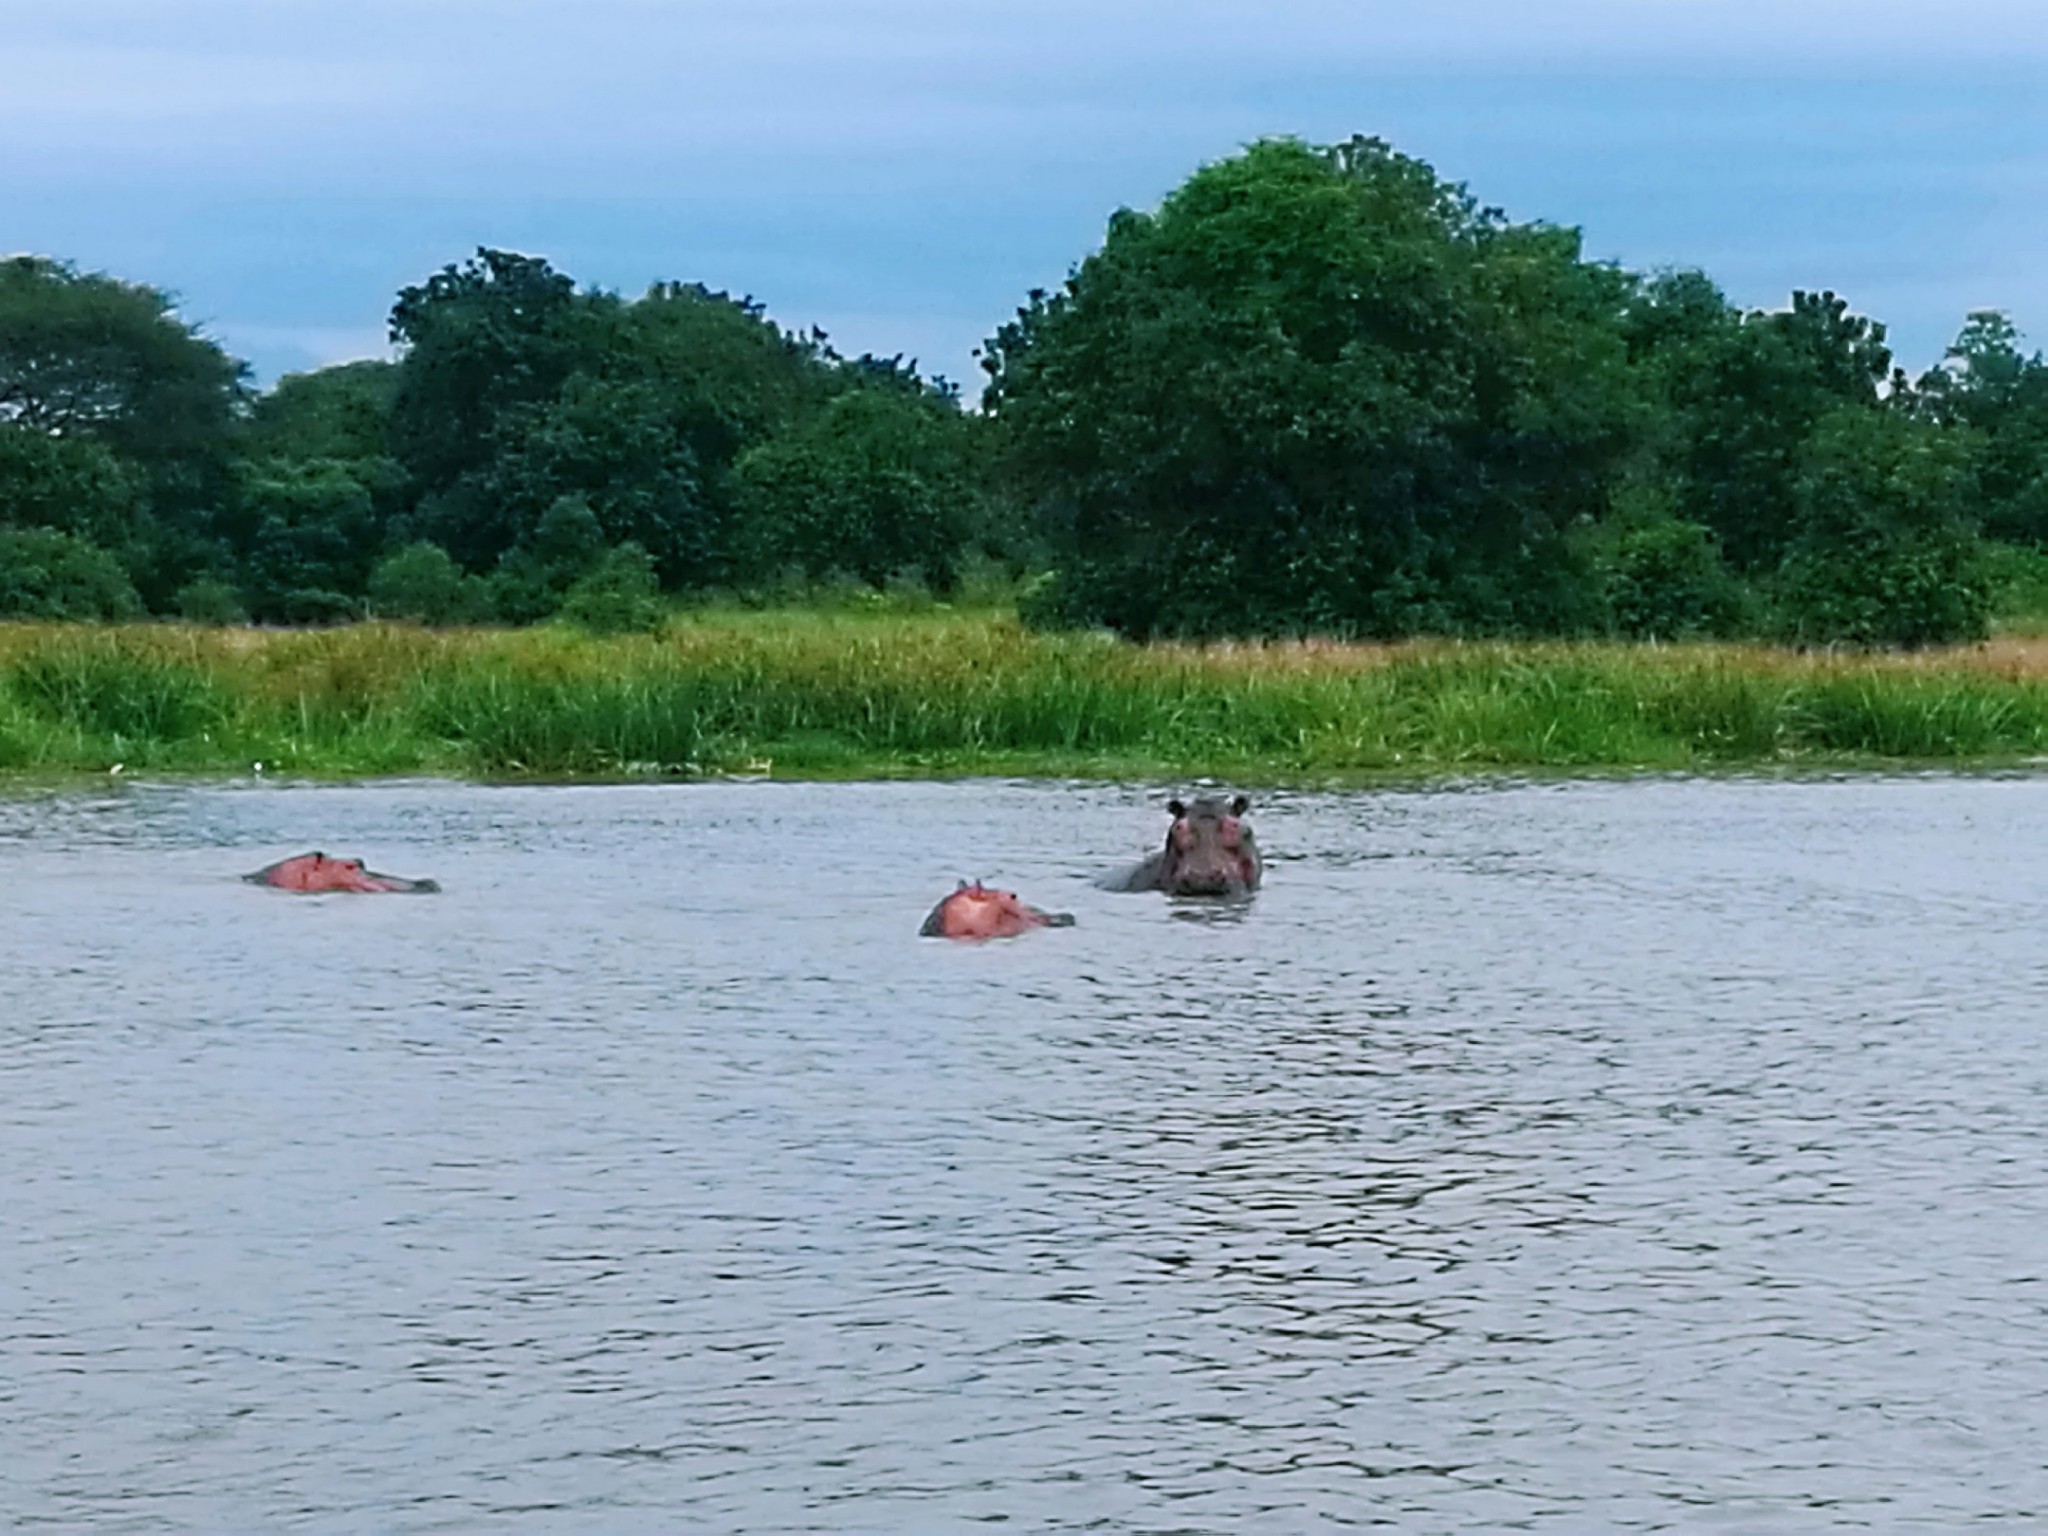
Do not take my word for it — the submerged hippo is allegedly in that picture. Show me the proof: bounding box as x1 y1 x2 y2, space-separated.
244 852 440 894
1102 795 1262 896
919 880 1075 940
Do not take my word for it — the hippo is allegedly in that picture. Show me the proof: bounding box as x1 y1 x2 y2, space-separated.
244 852 440 894
919 880 1075 940
1101 795 1262 896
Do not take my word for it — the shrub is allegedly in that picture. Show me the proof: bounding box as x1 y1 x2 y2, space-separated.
368 540 485 625
1774 406 1988 648
1602 516 1748 640
280 588 361 626
0 527 143 620
174 576 248 625
555 542 666 634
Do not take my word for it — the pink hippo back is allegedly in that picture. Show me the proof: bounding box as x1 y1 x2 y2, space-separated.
919 880 1074 940
244 852 440 894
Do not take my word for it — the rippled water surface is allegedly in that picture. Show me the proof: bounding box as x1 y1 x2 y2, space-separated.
5 774 2048 1533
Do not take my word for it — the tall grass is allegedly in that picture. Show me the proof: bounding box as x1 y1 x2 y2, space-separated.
4 614 2048 780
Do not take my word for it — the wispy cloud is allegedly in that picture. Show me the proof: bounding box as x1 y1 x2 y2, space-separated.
7 0 2044 383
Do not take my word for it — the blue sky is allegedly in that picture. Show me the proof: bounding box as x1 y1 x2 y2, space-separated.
8 0 2046 392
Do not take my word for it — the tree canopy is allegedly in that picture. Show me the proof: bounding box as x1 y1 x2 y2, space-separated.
0 140 2038 646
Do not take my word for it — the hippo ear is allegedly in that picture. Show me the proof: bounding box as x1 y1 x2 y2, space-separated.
957 879 972 891
1231 795 1250 815
1167 799 1186 817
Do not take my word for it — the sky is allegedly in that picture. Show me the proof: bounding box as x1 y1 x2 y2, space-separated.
7 0 2046 393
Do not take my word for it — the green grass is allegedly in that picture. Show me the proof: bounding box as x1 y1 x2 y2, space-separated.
4 611 2048 782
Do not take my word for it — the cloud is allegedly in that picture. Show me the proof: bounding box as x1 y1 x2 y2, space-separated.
6 0 2044 383
216 324 395 379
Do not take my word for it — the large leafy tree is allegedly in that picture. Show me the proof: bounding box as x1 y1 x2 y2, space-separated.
1912 311 2048 545
221 359 409 616
982 135 1637 638
391 259 848 586
733 365 983 591
246 359 400 464
0 256 247 604
1774 404 1987 647
0 526 143 620
0 427 144 550
429 374 715 579
1649 287 1893 573
387 248 603 497
0 256 246 461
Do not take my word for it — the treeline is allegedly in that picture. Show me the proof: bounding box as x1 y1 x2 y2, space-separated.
0 251 1004 633
6 134 2048 646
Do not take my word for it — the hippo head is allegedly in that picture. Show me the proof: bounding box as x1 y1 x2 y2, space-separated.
244 852 440 894
1156 796 1261 896
920 880 1076 940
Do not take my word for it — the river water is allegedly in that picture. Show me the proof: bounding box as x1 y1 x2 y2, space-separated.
4 774 2046 1533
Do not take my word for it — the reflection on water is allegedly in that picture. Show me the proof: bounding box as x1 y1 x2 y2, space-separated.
5 774 2048 1532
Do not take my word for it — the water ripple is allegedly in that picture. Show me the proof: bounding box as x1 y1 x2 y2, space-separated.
4 775 2048 1531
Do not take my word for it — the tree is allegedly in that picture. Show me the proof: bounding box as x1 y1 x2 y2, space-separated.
555 542 666 633
1652 288 1892 574
367 540 485 625
0 526 142 619
482 494 610 622
235 459 382 621
0 425 144 549
983 135 1636 638
387 260 849 587
1774 405 1987 647
246 359 400 464
1597 503 1747 640
0 256 245 460
423 374 714 579
732 377 981 591
387 248 602 496
1913 312 2048 545
0 256 247 604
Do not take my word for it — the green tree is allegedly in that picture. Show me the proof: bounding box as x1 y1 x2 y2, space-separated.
428 374 715 579
246 359 400 463
732 377 980 591
0 425 145 549
1773 405 1987 647
983 135 1636 638
387 248 601 499
0 526 143 619
0 256 247 604
0 256 245 463
1596 502 1747 640
555 541 666 633
367 540 484 625
235 460 382 621
1913 311 2048 545
482 494 610 622
1651 287 1892 574
615 281 837 464
389 261 845 585
173 575 247 625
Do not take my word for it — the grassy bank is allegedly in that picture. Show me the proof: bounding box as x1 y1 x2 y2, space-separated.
5 611 2048 782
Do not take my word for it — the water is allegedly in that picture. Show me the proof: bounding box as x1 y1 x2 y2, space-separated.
4 773 2047 1533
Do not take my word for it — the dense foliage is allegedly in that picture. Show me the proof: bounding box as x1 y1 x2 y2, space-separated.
4 135 2045 646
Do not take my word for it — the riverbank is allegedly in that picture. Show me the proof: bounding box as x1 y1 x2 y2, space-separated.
5 612 2048 782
